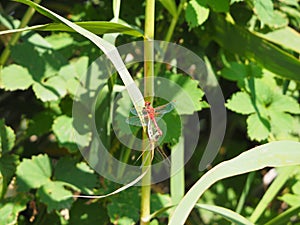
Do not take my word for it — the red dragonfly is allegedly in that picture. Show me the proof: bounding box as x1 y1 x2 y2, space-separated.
126 101 175 140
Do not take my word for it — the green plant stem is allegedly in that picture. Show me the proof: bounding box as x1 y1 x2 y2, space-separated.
0 0 41 66
140 0 155 224
164 0 185 42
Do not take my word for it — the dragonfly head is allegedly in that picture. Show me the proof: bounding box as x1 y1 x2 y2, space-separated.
144 101 151 107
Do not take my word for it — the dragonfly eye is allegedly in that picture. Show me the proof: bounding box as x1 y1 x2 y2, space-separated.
145 101 151 107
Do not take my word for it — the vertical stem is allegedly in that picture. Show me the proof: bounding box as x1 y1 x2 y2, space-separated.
140 0 155 224
0 0 42 66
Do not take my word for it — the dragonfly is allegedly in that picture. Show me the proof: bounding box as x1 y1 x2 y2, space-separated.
126 101 175 140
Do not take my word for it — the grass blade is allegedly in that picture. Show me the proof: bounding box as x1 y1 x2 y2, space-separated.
169 141 300 225
195 204 254 225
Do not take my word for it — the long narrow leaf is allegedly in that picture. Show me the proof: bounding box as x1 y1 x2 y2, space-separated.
195 204 254 225
0 21 143 37
211 14 300 82
249 166 296 223
169 141 300 225
264 204 300 225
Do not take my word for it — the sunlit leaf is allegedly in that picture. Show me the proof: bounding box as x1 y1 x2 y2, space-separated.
37 180 73 212
16 154 52 191
52 115 92 152
169 141 300 225
185 0 210 28
0 64 34 91
0 120 15 154
0 194 31 225
54 157 98 194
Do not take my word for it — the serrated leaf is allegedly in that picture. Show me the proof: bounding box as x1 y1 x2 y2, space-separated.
185 0 210 28
32 82 60 102
0 120 16 154
246 113 270 141
37 180 73 212
54 157 97 194
52 115 92 152
0 64 34 91
270 94 300 114
226 92 255 115
0 194 31 225
16 154 52 191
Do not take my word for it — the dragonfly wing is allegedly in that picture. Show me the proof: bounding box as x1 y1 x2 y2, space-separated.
126 116 149 126
154 102 175 115
130 107 147 116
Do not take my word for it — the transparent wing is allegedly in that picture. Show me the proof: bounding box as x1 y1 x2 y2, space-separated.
154 102 175 115
130 107 147 116
126 116 149 126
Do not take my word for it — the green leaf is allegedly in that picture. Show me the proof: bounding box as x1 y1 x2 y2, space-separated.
195 204 254 225
207 0 230 12
220 62 247 82
151 193 172 218
0 120 16 154
0 21 144 37
32 82 60 102
169 141 300 225
269 111 294 137
107 187 140 225
0 194 31 225
0 64 34 91
16 154 52 191
0 154 19 198
37 180 73 212
68 199 109 225
246 113 270 141
255 27 300 54
211 15 300 82
254 0 274 25
280 193 300 206
269 94 300 114
226 92 255 115
52 115 92 152
54 157 98 194
27 111 56 136
159 0 177 17
254 0 288 28
158 73 206 114
185 0 210 28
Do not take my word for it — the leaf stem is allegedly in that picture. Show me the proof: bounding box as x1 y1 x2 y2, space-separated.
0 0 41 66
140 0 155 224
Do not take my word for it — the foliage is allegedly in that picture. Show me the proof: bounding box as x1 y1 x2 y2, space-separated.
0 0 299 224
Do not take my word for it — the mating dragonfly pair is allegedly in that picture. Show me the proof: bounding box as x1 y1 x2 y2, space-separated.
126 101 175 141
